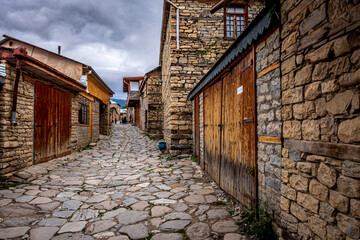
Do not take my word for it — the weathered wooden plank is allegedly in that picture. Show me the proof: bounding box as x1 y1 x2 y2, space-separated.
258 136 282 144
284 139 360 162
256 61 280 78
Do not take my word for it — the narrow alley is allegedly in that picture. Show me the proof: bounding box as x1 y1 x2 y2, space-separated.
0 125 242 240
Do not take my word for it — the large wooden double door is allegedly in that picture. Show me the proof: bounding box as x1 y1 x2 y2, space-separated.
204 50 256 207
34 82 72 164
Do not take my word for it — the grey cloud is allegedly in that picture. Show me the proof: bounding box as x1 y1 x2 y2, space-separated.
0 0 163 99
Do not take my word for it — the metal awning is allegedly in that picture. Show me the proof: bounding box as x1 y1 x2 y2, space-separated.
0 46 86 92
188 4 279 100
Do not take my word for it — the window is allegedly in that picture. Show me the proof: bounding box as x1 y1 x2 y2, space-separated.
130 82 139 91
225 6 247 38
78 96 89 125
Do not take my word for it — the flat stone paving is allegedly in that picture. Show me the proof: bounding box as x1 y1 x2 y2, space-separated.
0 125 245 240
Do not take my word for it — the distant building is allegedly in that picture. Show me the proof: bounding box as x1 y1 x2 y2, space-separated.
110 100 121 123
123 76 143 126
139 66 163 138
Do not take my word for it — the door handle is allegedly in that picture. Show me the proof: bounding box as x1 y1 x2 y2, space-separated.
54 122 58 126
218 124 222 131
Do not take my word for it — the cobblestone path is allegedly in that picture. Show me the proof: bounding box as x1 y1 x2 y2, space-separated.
0 125 244 240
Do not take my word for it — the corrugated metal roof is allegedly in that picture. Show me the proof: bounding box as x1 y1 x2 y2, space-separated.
188 5 279 100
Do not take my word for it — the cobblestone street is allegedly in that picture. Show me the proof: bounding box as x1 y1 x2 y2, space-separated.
0 125 243 240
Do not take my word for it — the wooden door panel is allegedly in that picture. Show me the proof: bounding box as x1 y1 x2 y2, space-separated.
238 51 256 207
34 82 71 164
204 80 222 184
220 50 256 207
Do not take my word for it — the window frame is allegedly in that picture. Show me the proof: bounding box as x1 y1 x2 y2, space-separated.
224 5 248 39
78 96 90 125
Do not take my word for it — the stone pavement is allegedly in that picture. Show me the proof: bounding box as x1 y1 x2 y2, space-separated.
0 125 246 240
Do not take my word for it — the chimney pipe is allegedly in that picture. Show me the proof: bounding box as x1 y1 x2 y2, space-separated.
58 45 61 55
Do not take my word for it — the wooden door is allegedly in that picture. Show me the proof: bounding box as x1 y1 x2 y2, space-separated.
204 80 222 184
239 51 256 207
194 96 200 161
221 50 256 207
34 82 71 164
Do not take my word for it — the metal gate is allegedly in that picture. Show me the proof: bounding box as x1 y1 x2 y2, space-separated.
203 50 256 207
34 82 72 164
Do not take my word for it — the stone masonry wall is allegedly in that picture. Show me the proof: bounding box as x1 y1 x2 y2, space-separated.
100 103 110 135
162 0 264 155
280 1 360 239
147 72 163 138
0 65 34 176
70 94 79 151
162 10 173 148
92 99 100 142
255 28 282 226
140 88 148 132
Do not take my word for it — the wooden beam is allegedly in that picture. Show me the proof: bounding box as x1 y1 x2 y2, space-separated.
256 61 280 79
284 139 360 162
258 136 281 144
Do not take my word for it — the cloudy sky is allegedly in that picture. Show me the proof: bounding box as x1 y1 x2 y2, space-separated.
0 0 164 99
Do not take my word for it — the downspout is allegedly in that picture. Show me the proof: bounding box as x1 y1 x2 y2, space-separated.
165 0 180 50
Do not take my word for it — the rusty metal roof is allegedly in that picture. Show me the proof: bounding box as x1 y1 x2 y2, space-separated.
188 3 279 100
0 46 86 92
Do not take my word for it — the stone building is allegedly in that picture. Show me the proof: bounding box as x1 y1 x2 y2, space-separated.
139 66 163 138
279 0 360 239
110 101 121 123
189 0 360 239
159 0 265 155
0 36 113 176
123 76 142 126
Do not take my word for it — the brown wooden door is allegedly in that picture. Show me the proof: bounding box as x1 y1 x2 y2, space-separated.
34 82 71 164
203 49 256 207
204 80 222 184
221 50 256 208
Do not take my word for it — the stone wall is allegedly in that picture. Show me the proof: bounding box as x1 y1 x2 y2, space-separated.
161 0 264 155
140 88 148 132
141 69 163 138
100 103 110 135
77 125 90 149
161 9 173 148
0 65 34 176
92 99 100 142
70 95 79 151
280 1 360 239
255 27 282 226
